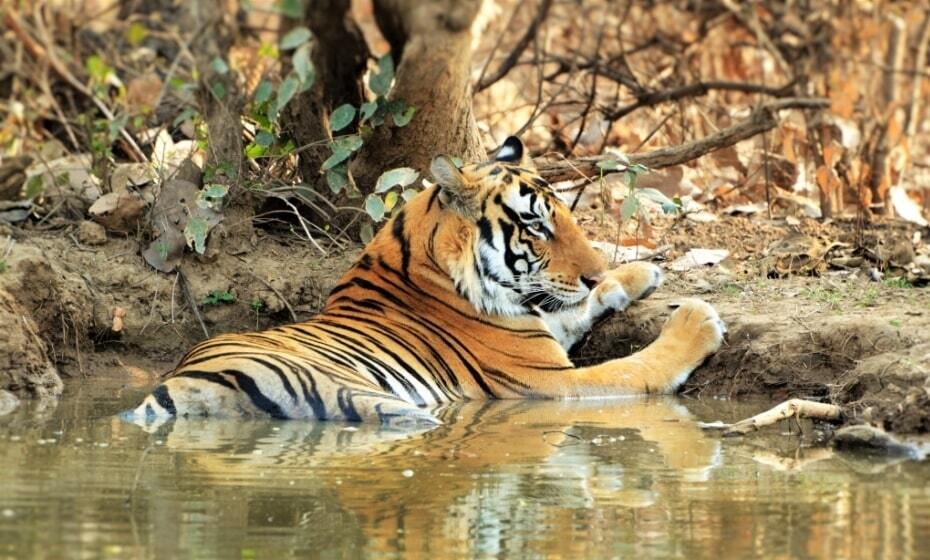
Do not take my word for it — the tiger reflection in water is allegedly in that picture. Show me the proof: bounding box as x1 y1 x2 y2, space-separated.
136 399 721 558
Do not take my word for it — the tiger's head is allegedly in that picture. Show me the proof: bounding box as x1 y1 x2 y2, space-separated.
427 136 607 316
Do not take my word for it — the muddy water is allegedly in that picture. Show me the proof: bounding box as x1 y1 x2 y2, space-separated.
1 375 930 560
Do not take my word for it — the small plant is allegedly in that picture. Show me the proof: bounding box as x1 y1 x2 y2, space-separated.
889 319 902 328
203 290 236 306
250 298 265 312
0 260 7 273
803 287 843 309
883 276 911 289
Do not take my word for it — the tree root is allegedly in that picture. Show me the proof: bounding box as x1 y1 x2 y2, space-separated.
715 398 844 437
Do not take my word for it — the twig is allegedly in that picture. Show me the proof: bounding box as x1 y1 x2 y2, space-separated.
3 9 148 162
177 269 210 339
277 196 327 256
243 267 298 323
477 0 553 92
538 97 829 182
604 80 796 121
720 398 843 437
905 9 930 138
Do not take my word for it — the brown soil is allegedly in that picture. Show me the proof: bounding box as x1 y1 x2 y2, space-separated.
0 216 928 436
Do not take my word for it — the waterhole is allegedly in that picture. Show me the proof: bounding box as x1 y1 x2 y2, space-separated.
1 373 929 559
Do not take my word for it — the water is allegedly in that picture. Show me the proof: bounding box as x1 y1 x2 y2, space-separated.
2 374 930 560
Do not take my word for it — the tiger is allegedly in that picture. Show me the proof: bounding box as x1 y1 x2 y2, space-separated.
125 136 726 426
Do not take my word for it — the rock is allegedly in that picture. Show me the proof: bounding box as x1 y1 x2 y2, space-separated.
78 220 107 246
0 390 20 416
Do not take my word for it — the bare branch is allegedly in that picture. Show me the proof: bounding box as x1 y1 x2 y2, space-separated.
604 79 797 121
537 97 829 183
476 0 553 92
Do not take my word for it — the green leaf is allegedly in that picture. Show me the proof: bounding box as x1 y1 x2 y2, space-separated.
255 130 275 147
126 22 148 46
368 54 394 96
359 222 374 244
326 166 348 193
365 194 386 222
293 44 313 83
383 190 399 212
330 104 357 132
375 167 419 193
202 184 229 199
203 290 236 305
211 57 229 75
172 107 198 127
245 143 266 159
210 81 226 100
280 26 312 50
274 74 300 116
253 81 274 105
596 158 624 171
258 41 279 59
321 148 351 171
636 187 674 206
331 134 363 153
401 188 418 201
392 105 416 127
85 55 111 83
620 195 639 221
359 101 377 123
184 216 210 254
276 0 303 19
25 175 44 199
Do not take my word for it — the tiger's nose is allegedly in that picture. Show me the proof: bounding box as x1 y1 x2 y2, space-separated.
581 273 605 290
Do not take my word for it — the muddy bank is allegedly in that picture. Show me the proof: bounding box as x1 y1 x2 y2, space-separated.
576 275 930 435
0 224 356 397
1 221 928 436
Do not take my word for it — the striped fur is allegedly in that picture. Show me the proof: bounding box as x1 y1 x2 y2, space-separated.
125 137 726 426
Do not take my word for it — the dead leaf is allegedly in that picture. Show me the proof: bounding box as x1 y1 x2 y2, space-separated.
125 72 163 113
669 249 729 271
88 192 147 232
890 186 928 227
142 179 222 272
111 307 126 332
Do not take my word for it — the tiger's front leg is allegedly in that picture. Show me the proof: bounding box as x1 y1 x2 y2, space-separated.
541 261 664 351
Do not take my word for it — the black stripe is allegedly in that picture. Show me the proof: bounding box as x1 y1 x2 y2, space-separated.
337 388 363 422
226 370 290 419
284 360 328 420
427 185 441 211
176 370 238 391
153 384 177 415
392 209 411 277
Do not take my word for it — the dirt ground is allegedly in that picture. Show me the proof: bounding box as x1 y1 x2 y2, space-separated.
0 214 928 438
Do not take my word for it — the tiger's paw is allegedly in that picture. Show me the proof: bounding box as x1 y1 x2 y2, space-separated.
662 298 726 359
659 299 726 391
593 277 631 312
607 262 664 302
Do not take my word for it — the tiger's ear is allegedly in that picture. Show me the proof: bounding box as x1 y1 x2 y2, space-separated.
494 135 535 170
430 155 479 216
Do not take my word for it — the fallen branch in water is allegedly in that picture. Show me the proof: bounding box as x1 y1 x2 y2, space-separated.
536 97 829 183
721 398 844 437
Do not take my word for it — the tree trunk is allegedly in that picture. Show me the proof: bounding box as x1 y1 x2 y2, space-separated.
283 0 369 188
182 0 244 192
352 0 486 190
